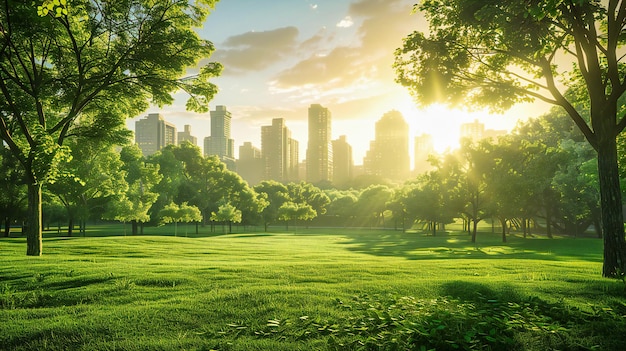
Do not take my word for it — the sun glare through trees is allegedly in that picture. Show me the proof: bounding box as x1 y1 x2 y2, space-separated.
1 1 626 350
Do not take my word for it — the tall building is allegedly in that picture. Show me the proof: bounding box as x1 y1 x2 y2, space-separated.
332 135 353 185
237 142 264 186
414 134 435 175
204 105 235 169
261 118 298 182
306 104 333 183
177 125 197 146
134 113 177 157
363 110 410 181
460 119 485 141
460 119 507 143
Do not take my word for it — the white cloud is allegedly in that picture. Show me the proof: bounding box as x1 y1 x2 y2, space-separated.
310 3 318 10
336 15 354 28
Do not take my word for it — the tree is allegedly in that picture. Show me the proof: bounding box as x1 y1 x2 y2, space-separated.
355 185 393 227
395 0 626 277
159 202 202 237
47 138 127 236
254 181 291 231
0 0 220 255
278 201 316 232
210 202 242 234
106 144 162 235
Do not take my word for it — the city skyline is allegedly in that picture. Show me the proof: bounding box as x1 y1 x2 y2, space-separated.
127 0 551 163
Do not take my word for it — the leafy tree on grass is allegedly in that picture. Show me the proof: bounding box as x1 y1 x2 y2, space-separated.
108 144 162 235
395 0 626 277
278 201 316 233
254 181 291 231
47 138 127 236
210 202 242 234
0 0 220 255
159 202 202 237
355 185 393 227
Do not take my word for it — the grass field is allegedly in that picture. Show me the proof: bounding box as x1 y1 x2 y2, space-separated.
1 226 625 350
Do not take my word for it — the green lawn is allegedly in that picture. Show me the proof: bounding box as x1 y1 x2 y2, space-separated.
1 227 625 350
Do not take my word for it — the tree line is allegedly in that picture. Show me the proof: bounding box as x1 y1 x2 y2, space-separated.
2 107 619 242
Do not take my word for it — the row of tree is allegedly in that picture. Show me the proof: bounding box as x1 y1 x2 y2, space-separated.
2 108 618 243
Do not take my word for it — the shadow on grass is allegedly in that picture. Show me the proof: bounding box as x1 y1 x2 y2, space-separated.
335 230 603 262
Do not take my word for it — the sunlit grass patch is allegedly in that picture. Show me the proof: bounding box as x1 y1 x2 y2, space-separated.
0 228 623 350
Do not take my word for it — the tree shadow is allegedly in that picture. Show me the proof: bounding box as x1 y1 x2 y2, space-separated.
336 230 603 262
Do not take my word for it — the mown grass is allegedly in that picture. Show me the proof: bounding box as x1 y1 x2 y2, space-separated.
1 227 625 350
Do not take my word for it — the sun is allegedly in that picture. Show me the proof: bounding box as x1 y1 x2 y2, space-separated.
396 96 492 154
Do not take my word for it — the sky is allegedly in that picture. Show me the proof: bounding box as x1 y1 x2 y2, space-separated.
128 0 551 166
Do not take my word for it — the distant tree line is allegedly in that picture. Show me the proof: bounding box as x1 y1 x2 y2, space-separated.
2 107 621 241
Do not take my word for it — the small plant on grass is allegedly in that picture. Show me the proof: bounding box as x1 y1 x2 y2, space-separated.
114 278 136 291
0 284 17 309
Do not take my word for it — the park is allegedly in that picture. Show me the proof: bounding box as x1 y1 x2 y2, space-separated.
1 224 625 350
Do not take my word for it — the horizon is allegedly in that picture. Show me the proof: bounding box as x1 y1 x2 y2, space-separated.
127 0 551 165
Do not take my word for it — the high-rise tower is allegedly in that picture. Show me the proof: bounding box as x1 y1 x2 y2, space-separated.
363 110 410 181
134 113 177 157
261 118 298 182
332 135 353 185
177 125 197 146
306 104 333 183
204 105 235 169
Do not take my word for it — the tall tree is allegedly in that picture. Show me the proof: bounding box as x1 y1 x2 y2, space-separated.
0 0 220 255
254 181 291 231
106 144 162 235
395 0 626 277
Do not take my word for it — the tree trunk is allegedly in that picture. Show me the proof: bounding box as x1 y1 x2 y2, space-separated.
432 221 436 236
131 220 138 235
500 218 507 243
596 137 626 277
546 205 553 239
68 218 74 237
3 217 10 237
471 219 478 243
26 182 43 256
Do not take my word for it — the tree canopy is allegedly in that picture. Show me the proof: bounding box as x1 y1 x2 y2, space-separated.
395 0 626 277
0 0 221 255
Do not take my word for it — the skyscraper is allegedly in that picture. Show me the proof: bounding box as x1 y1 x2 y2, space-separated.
204 105 235 169
414 133 435 175
306 104 333 183
261 118 298 182
134 113 177 157
332 135 353 185
237 142 264 186
177 124 197 146
363 110 410 181
460 119 485 141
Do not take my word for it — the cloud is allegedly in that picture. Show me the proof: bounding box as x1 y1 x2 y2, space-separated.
336 16 354 28
214 27 299 74
270 0 420 102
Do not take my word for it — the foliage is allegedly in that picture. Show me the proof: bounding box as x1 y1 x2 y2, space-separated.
254 181 291 230
395 0 626 277
105 144 162 235
211 202 242 234
158 202 202 236
1 0 221 255
278 201 316 229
